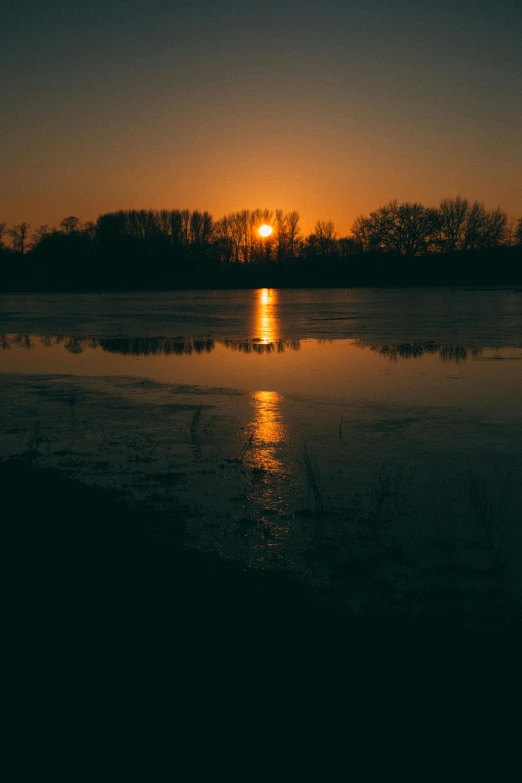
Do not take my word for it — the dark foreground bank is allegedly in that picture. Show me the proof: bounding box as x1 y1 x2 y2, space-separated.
2 458 521 781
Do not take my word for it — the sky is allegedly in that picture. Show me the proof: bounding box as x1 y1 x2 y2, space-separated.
1 0 521 235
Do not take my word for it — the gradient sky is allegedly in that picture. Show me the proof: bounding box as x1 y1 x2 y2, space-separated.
2 0 521 235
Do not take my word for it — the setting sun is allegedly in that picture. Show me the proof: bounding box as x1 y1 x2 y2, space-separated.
258 224 273 238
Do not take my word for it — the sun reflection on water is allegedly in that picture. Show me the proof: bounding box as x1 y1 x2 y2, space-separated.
249 390 286 473
255 288 278 345
247 290 287 472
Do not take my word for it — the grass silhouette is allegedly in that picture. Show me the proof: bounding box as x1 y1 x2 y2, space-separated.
2 457 522 781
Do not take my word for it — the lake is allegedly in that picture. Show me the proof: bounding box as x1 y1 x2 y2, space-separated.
2 287 522 613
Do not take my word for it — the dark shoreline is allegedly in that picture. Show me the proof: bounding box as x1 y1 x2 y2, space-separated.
3 282 522 294
2 243 522 293
3 457 521 780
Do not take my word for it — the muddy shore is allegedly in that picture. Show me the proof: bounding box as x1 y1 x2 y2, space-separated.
3 457 522 781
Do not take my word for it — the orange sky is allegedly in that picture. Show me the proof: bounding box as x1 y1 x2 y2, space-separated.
2 0 521 237
3 146 520 238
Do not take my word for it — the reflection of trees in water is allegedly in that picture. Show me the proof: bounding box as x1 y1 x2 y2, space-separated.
439 345 482 363
98 338 215 356
3 334 33 349
222 339 300 355
98 338 300 356
64 337 84 354
0 334 483 363
367 342 483 363
0 334 301 356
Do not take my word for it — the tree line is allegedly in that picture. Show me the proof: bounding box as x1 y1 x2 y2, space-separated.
1 198 522 290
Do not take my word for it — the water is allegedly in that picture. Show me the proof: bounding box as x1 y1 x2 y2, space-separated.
2 287 522 611
2 287 522 343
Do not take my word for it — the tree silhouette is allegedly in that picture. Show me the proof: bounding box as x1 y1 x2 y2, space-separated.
31 225 52 247
309 220 337 255
287 211 301 260
60 216 82 234
478 208 508 249
214 209 277 263
351 201 438 256
437 196 470 253
514 218 522 246
9 223 31 254
437 198 507 252
395 202 439 256
275 209 288 263
351 214 379 252
3 195 521 291
83 221 96 241
351 198 508 257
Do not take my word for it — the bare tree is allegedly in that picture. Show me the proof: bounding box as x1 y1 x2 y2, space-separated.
0 222 7 247
351 198 508 256
213 214 234 262
214 209 275 263
83 221 96 241
396 202 439 256
514 218 522 246
168 209 191 246
9 223 31 254
189 210 214 244
275 209 288 262
251 208 275 262
479 208 508 249
225 210 249 263
60 216 82 234
32 225 52 247
95 209 214 249
310 220 337 254
359 201 438 256
463 201 488 251
338 237 358 258
351 214 377 252
437 198 508 252
438 196 469 253
286 211 301 260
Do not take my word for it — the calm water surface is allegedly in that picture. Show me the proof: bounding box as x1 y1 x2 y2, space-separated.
2 287 522 343
2 287 522 413
2 288 522 607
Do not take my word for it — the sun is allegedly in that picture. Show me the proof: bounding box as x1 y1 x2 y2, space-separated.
258 224 273 238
